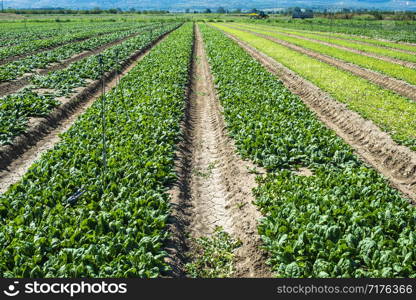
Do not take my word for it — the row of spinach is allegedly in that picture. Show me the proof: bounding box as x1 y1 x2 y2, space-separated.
0 23 163 83
0 23 194 277
0 22 145 61
0 23 180 146
199 24 416 278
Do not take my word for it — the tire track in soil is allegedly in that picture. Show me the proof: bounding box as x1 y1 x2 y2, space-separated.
219 28 416 202
226 25 416 102
0 28 179 194
0 31 146 98
236 25 416 69
166 24 272 278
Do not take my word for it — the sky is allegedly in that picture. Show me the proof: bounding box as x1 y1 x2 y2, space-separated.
2 0 416 10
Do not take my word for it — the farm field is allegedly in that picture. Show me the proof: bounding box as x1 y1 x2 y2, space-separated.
213 24 416 150
0 22 180 147
255 17 416 43
0 15 416 279
225 24 416 91
236 23 416 66
0 22 159 84
0 22 150 62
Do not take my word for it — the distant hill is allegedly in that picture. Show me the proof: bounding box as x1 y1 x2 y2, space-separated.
4 0 416 11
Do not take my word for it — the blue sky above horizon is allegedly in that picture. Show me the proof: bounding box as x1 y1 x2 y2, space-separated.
3 0 416 10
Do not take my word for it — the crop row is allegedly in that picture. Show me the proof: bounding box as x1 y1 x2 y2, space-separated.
0 23 94 45
200 23 416 277
0 22 150 62
233 24 416 86
0 23 161 83
0 21 129 45
238 23 416 64
263 18 416 44
0 23 180 146
214 24 416 151
0 23 194 277
270 25 416 53
32 23 179 94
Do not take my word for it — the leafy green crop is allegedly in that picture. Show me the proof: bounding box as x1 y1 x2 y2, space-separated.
186 227 241 278
0 91 59 144
214 24 416 151
253 17 416 44
233 24 416 86
0 23 194 277
238 23 416 64
0 23 180 146
0 23 160 83
200 24 416 278
31 23 180 94
0 21 147 62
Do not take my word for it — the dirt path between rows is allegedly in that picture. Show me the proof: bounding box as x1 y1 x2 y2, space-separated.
0 28 178 194
166 24 271 278
0 31 144 98
226 25 416 102
219 29 416 203
236 25 416 70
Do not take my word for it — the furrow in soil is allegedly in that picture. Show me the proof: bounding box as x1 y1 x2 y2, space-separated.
166 24 271 278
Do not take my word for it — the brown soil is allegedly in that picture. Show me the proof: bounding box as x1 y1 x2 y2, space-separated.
295 167 314 177
238 25 416 70
0 26 180 193
165 24 272 278
220 29 416 202
0 31 143 98
226 25 416 102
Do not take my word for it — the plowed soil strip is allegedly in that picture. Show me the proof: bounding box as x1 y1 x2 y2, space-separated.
226 25 416 102
0 31 144 98
239 26 416 69
0 29 177 194
220 29 416 202
167 25 271 278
